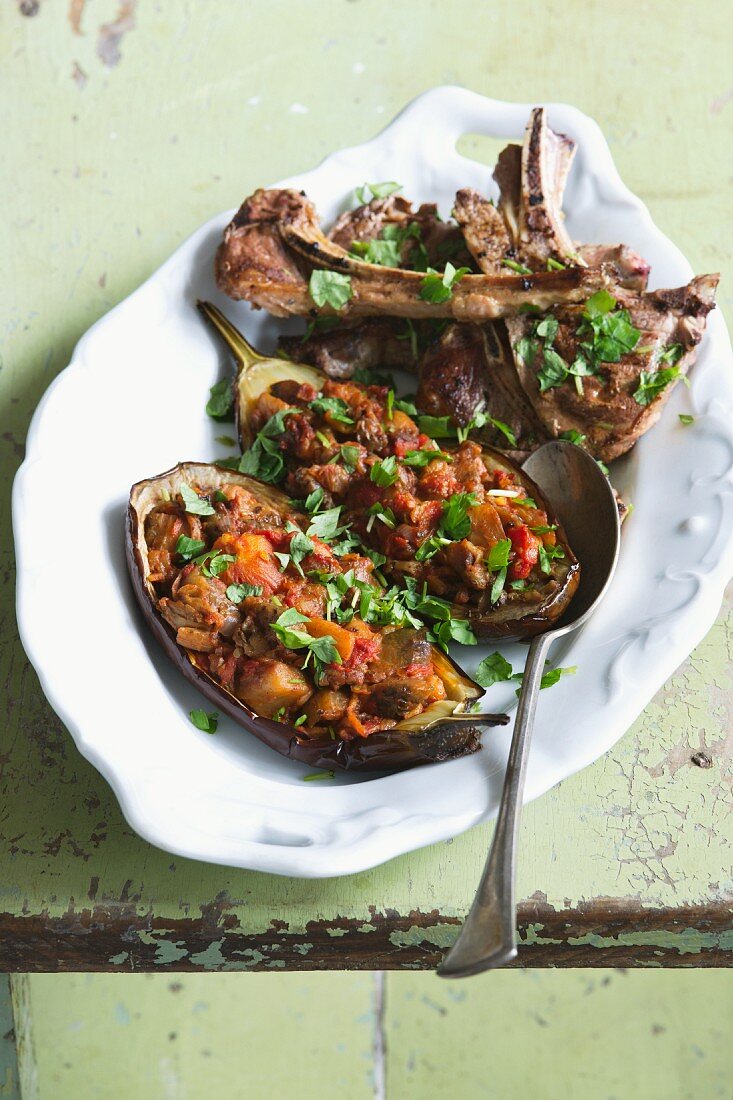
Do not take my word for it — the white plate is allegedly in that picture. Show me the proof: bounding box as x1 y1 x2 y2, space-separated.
13 87 733 877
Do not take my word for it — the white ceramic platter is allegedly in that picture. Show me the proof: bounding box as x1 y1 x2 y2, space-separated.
13 87 733 877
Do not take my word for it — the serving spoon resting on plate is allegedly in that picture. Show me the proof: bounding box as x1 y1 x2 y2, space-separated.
438 439 621 979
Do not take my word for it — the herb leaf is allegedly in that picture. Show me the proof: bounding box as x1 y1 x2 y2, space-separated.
440 492 478 540
633 367 681 406
309 395 354 424
226 583 264 603
309 270 353 311
370 455 399 487
419 262 470 304
206 379 234 421
189 709 218 734
501 258 532 275
355 181 402 204
175 534 207 561
180 483 215 516
486 539 511 570
474 652 514 688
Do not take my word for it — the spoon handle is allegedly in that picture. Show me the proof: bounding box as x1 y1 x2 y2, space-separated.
437 631 554 978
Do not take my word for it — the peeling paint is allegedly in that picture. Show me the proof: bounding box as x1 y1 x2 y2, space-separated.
97 1 136 68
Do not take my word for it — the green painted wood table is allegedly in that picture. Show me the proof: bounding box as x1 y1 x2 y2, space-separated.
2 0 732 973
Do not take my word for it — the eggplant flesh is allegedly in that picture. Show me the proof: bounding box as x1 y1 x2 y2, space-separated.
127 462 504 772
197 303 580 641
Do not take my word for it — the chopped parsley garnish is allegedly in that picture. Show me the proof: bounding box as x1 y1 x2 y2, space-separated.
303 770 335 781
490 567 507 605
306 506 344 542
538 543 566 575
474 652 514 688
660 343 684 366
199 550 236 578
419 262 470 304
270 608 341 684
501 258 532 275
414 534 451 562
415 414 456 438
180 483 215 516
175 535 207 561
678 413 695 426
336 444 361 471
484 416 517 448
303 314 342 340
559 429 587 446
303 487 325 513
402 447 453 468
632 366 681 406
474 652 576 694
206 378 234 420
349 221 425 269
393 394 419 416
355 181 402 204
215 435 237 447
352 366 395 386
350 237 402 268
189 709 218 734
309 270 353 311
309 395 354 424
293 714 308 728
366 502 396 531
440 492 478 540
277 527 315 576
238 407 298 484
486 539 511 570
413 492 477 561
226 582 264 603
576 290 641 366
546 257 565 271
370 454 399 487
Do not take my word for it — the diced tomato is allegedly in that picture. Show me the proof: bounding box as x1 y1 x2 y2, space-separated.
256 528 291 550
393 438 410 458
216 650 240 689
337 633 382 679
507 524 540 581
404 661 434 679
214 533 283 594
492 468 516 491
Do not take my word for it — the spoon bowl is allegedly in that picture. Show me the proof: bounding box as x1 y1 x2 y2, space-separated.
437 440 621 978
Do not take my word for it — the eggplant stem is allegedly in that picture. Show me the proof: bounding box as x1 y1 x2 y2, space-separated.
196 300 264 368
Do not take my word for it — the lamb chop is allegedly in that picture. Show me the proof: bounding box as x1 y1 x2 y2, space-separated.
215 187 609 322
506 276 718 461
279 316 420 379
328 193 475 271
451 107 718 460
416 322 549 455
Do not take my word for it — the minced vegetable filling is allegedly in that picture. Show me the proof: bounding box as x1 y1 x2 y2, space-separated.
143 482 449 740
241 377 565 608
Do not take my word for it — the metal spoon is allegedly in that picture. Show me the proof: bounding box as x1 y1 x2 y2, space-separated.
437 440 621 979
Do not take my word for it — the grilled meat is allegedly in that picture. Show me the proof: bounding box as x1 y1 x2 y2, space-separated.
507 274 719 461
329 194 474 270
279 317 420 378
416 321 548 453
216 188 608 321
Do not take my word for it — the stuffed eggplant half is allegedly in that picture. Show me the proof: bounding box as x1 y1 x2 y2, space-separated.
199 304 580 640
127 463 506 771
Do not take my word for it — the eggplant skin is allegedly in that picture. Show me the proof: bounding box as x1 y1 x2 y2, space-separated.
126 462 506 773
